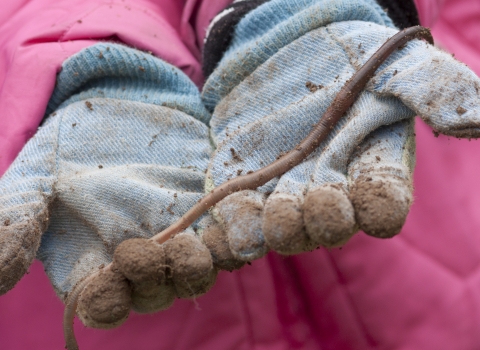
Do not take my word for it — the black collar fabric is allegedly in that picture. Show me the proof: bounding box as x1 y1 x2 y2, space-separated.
203 0 420 79
376 0 420 29
203 0 269 78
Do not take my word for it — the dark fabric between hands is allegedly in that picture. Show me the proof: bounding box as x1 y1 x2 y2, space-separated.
202 0 269 78
202 0 420 80
376 0 420 29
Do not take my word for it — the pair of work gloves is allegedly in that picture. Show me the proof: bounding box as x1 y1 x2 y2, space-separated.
1 0 480 329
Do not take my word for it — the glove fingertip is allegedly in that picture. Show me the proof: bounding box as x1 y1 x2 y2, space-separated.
202 220 245 271
350 175 412 238
113 238 166 285
263 194 311 255
77 268 132 329
216 191 268 261
131 281 175 314
164 233 216 299
304 185 357 247
0 220 43 294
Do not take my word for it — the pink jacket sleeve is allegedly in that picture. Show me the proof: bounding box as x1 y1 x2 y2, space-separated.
2 1 480 349
0 0 231 176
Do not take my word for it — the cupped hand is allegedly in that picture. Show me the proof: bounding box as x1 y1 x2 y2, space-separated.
201 20 480 261
0 44 218 329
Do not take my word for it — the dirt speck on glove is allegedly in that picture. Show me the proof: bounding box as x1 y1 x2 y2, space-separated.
350 175 411 238
456 106 467 115
304 185 356 247
77 268 132 329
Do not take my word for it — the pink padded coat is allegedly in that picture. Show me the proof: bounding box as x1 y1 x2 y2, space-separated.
1 0 480 349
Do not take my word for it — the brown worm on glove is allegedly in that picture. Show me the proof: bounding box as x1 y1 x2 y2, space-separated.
64 26 434 350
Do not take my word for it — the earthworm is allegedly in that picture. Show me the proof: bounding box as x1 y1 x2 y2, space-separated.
64 26 434 350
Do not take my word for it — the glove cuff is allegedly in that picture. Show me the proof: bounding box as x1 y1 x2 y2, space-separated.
47 43 211 124
202 0 396 112
202 0 419 81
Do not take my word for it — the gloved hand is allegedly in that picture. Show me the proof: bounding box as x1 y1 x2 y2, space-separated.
200 0 480 260
0 44 217 328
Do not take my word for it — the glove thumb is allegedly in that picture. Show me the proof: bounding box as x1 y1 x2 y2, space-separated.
0 117 57 293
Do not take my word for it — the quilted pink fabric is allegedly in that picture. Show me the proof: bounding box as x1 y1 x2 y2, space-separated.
1 0 480 349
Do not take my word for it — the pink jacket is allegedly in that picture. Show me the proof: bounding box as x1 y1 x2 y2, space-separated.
1 0 480 349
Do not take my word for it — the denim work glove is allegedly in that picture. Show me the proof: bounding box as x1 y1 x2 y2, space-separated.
200 0 480 260
0 44 217 328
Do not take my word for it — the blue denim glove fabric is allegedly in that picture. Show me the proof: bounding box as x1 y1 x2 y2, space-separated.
0 44 217 328
202 0 480 259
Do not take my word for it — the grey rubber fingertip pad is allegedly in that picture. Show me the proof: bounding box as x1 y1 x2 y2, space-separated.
215 190 268 261
201 217 245 271
77 268 132 329
304 185 357 247
164 233 216 299
350 175 412 238
0 219 44 295
263 194 312 255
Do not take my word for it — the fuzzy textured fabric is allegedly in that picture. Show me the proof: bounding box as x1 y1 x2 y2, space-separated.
0 44 212 303
3 1 480 349
202 0 480 261
203 0 419 79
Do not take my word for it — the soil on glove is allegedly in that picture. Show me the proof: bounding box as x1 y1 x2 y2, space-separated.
114 238 166 284
304 185 356 247
202 220 245 271
130 280 176 314
164 233 216 298
350 176 411 238
263 195 310 254
0 210 47 295
77 268 131 329
217 191 268 260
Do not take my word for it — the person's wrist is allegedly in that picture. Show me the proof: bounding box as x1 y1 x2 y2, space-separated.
202 0 419 82
202 0 399 113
